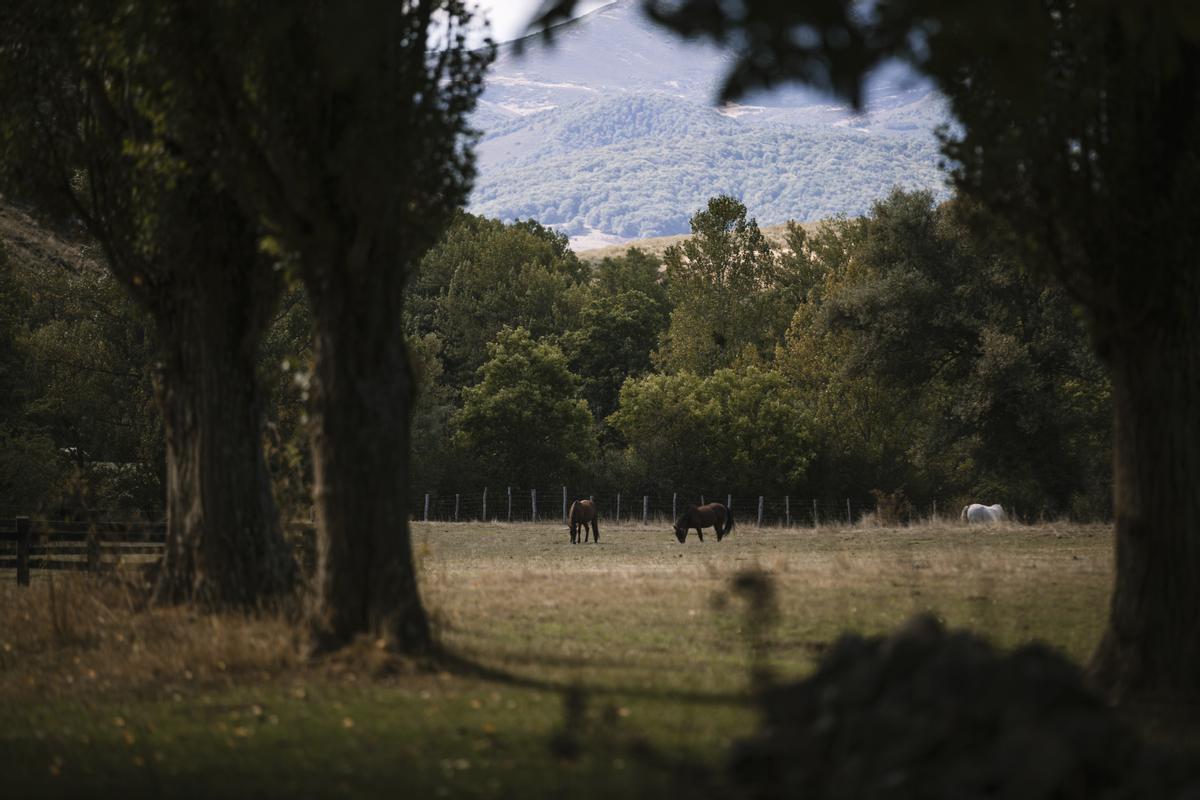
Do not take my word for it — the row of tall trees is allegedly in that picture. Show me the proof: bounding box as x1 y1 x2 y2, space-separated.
394 190 1109 514
0 0 490 653
5 186 1110 519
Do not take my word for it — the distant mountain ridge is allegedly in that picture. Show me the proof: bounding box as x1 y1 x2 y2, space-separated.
467 0 951 250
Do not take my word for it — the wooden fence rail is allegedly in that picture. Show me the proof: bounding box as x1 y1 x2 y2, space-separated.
1 517 316 587
0 516 166 586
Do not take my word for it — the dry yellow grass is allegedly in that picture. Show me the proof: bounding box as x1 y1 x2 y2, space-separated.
416 520 1113 694
576 220 820 262
0 520 1113 700
0 572 301 702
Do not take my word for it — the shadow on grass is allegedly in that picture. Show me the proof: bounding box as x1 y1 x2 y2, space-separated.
431 646 751 709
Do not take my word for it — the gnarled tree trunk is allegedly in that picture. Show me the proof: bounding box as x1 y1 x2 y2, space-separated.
1090 291 1200 702
305 265 431 653
151 263 295 608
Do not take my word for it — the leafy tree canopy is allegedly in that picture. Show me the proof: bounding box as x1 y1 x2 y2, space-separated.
608 365 812 497
657 195 795 373
453 327 596 488
413 213 587 385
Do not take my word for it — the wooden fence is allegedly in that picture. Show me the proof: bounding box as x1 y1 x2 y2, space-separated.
0 517 317 586
0 516 165 586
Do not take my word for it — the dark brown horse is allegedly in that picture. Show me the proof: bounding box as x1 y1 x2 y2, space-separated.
569 499 599 544
673 502 734 543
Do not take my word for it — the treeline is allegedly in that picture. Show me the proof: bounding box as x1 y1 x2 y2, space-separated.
1 188 1112 522
406 189 1111 519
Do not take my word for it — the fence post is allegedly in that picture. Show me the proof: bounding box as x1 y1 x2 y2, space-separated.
812 499 819 528
700 494 705 506
727 494 732 511
785 495 790 527
616 493 621 523
847 498 852 526
643 495 649 524
672 492 677 523
507 486 512 523
16 516 30 587
757 496 764 527
483 487 488 522
454 494 460 522
932 499 937 521
532 489 538 522
87 530 101 572
562 486 567 524
423 494 429 522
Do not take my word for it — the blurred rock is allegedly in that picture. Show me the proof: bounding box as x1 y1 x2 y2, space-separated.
730 614 1200 799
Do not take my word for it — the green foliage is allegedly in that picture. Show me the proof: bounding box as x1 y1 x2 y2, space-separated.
0 233 162 515
0 425 66 514
452 327 596 488
413 213 586 386
1 179 1113 520
258 285 315 521
657 196 795 373
593 247 669 312
562 289 668 421
780 190 1112 516
408 333 461 493
608 365 812 496
397 189 1110 515
0 247 66 511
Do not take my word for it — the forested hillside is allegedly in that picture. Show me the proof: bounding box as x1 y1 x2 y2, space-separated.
471 93 945 241
467 0 949 247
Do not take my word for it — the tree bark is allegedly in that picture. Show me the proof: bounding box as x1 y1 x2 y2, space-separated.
150 265 295 608
1090 293 1200 702
305 265 431 653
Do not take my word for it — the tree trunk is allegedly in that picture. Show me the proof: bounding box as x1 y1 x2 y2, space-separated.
151 270 295 608
1090 296 1200 702
305 270 431 653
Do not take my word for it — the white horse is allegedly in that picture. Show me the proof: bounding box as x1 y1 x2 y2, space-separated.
960 503 1005 524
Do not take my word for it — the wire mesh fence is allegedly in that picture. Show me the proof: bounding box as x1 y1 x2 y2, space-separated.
407 487 945 527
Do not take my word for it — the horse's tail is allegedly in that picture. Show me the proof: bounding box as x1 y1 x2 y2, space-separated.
568 500 578 523
721 503 735 538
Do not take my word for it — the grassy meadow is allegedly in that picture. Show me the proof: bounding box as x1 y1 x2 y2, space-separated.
0 520 1117 798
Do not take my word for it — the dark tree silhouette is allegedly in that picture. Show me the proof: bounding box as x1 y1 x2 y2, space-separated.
0 0 296 607
138 1 492 652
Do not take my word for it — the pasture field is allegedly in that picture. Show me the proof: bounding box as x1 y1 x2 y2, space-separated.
0 520 1118 798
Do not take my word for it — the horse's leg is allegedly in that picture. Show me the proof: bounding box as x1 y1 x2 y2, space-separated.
697 526 704 542
592 518 599 543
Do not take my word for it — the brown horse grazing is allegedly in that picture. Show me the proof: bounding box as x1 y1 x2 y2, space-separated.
568 499 599 544
673 502 734 543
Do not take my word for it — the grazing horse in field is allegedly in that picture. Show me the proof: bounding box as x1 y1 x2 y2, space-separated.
961 503 1006 524
569 499 599 544
673 502 734 543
